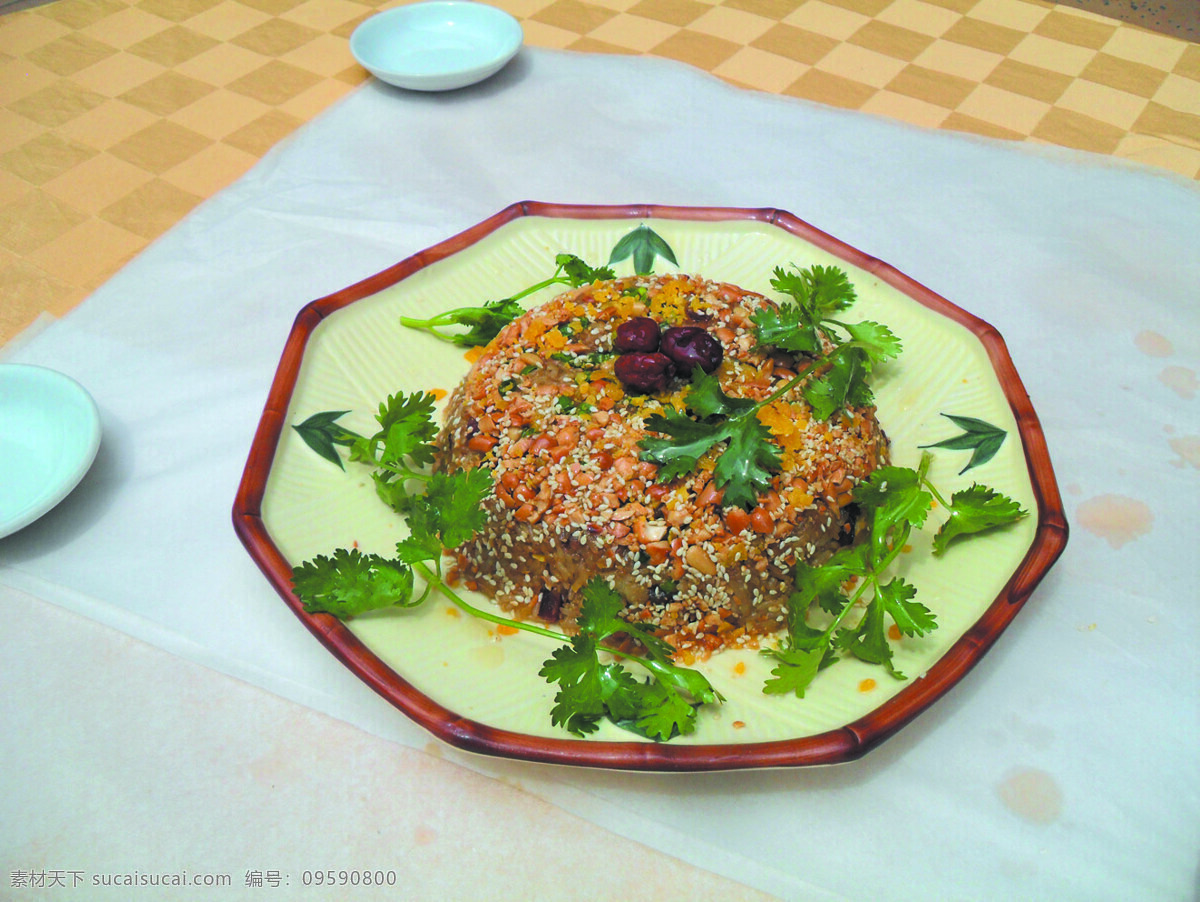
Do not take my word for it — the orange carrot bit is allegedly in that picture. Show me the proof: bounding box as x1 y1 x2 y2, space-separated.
724 508 751 534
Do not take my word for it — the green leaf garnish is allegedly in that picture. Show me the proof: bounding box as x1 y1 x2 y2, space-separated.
762 451 1025 697
539 579 720 740
398 298 524 348
407 468 493 551
291 548 416 618
930 483 1028 555
608 225 678 275
769 263 858 322
639 369 780 509
399 254 613 347
757 264 901 420
291 410 359 470
802 345 872 421
339 390 440 512
920 413 1008 473
762 645 826 698
289 388 718 742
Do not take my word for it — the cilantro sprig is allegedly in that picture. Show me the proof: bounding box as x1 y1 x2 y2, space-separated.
540 580 721 740
639 368 780 510
288 390 720 740
639 263 901 509
762 452 1027 698
757 264 902 420
399 253 614 347
289 389 498 614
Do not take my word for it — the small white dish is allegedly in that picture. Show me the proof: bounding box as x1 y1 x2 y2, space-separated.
350 1 523 92
0 364 101 539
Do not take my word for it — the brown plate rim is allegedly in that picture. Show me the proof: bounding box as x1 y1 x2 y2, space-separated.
232 201 1069 772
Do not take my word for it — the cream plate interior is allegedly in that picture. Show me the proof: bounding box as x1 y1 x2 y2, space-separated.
260 217 1037 746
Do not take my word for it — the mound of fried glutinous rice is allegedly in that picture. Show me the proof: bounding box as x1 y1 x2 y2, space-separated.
437 274 888 659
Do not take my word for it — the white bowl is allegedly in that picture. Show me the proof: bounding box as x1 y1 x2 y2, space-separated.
351 1 523 92
0 364 101 539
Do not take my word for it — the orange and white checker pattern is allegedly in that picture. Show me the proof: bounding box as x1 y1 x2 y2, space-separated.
2 0 1198 346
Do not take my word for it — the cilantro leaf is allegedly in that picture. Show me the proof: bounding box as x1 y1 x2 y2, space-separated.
327 389 442 513
575 579 633 642
291 549 416 618
399 253 611 347
408 469 493 551
750 304 821 355
369 391 440 470
854 465 933 534
638 651 720 706
838 598 900 677
557 253 615 287
876 576 935 637
639 409 728 482
802 345 872 421
577 581 682 665
375 389 438 433
371 469 420 513
711 415 782 510
540 636 611 736
452 298 525 347
932 484 1027 555
791 547 867 617
920 414 1008 474
766 449 1026 701
682 367 757 420
393 532 441 566
632 681 699 741
540 636 654 737
769 263 857 321
756 264 898 422
762 645 825 698
840 320 903 365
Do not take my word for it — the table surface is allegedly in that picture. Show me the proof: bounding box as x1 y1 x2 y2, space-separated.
2 3 1198 900
2 0 1199 349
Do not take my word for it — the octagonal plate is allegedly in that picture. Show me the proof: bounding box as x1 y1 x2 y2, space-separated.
233 202 1067 771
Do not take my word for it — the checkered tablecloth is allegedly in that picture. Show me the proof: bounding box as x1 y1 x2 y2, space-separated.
3 3 1199 895
2 0 1198 347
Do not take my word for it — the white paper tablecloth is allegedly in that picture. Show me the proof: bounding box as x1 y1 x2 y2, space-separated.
3 48 1198 901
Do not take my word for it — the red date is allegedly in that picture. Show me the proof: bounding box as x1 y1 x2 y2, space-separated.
660 326 723 374
615 352 675 394
613 317 660 353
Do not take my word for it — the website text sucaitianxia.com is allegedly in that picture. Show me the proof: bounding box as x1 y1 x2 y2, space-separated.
10 869 399 890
